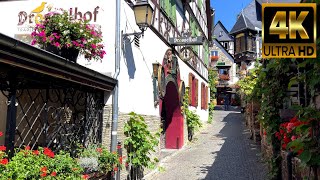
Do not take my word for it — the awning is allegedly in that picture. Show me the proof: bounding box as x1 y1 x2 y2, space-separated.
0 33 117 92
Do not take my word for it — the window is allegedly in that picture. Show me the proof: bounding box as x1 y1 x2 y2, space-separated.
236 36 245 53
224 42 228 49
211 51 218 57
219 31 223 37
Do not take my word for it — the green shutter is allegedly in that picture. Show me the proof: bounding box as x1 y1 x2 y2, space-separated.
197 0 202 10
171 0 176 25
161 0 165 10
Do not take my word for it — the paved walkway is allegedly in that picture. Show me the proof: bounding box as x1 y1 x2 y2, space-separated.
152 108 267 180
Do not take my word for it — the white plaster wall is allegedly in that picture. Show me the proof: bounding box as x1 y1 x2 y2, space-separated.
0 0 209 121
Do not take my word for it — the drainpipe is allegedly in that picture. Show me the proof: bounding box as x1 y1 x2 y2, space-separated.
287 151 294 180
111 0 121 153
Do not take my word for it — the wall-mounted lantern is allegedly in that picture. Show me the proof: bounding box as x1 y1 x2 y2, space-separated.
122 0 154 41
152 62 161 79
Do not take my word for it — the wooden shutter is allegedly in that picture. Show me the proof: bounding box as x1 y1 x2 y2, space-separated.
201 83 205 109
188 73 192 105
205 86 208 110
195 79 198 107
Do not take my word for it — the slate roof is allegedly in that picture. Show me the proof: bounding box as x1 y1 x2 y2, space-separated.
230 0 262 35
213 21 233 42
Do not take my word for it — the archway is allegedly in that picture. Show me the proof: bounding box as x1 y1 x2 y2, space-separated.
159 49 184 149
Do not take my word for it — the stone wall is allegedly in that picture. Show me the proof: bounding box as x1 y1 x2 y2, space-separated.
102 104 162 179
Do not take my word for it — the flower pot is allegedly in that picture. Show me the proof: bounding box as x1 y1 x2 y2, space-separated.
44 44 79 62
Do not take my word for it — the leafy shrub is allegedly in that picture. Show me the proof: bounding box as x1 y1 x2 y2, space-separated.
124 112 160 169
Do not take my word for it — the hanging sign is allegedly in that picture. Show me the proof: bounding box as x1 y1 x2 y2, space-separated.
169 36 204 46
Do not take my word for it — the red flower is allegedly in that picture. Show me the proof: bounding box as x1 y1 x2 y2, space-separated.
44 147 54 158
40 166 47 173
0 158 8 165
0 131 3 137
96 148 102 153
280 129 285 135
291 136 297 141
82 174 89 179
25 146 30 150
33 150 39 155
40 172 47 177
282 143 287 150
297 149 304 155
290 116 298 123
0 145 6 151
114 167 118 171
283 137 291 144
119 156 123 164
263 131 267 136
51 171 57 176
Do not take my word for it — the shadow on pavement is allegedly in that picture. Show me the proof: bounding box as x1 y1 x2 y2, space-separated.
214 105 241 111
198 112 267 180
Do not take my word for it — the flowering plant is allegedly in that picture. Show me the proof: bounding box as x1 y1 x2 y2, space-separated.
276 108 320 166
78 145 121 174
31 9 106 61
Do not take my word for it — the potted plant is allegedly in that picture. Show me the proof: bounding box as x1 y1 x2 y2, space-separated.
31 9 106 62
78 145 121 180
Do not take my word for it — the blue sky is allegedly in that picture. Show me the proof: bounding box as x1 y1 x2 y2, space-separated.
210 0 253 32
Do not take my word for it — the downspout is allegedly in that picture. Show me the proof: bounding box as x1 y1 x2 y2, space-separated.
287 151 294 180
111 0 121 152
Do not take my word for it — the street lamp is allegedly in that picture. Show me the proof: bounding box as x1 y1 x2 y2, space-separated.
133 0 154 33
122 0 154 39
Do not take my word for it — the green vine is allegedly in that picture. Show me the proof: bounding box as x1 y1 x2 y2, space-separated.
124 112 160 170
182 88 202 140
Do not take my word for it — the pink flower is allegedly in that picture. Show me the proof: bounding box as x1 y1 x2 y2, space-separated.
90 31 97 36
286 123 294 132
54 42 60 48
66 43 71 48
72 41 79 47
42 37 47 42
31 31 37 37
38 31 45 37
0 131 3 137
291 136 297 141
91 44 97 49
49 36 54 41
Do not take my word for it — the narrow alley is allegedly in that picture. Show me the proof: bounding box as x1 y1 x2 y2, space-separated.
152 107 267 180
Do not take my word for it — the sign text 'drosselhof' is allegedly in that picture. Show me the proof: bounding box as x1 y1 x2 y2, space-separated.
262 3 317 58
169 36 204 46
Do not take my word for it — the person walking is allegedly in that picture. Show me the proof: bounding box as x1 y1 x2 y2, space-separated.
224 94 229 111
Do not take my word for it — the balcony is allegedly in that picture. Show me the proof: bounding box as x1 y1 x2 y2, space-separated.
219 74 230 81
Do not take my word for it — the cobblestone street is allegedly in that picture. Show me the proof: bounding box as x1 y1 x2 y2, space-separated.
153 108 267 180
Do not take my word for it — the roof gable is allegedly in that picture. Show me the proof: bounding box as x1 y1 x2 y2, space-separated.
213 21 233 41
212 39 235 64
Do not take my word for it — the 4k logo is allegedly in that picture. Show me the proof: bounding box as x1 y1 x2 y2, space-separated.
262 3 316 58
